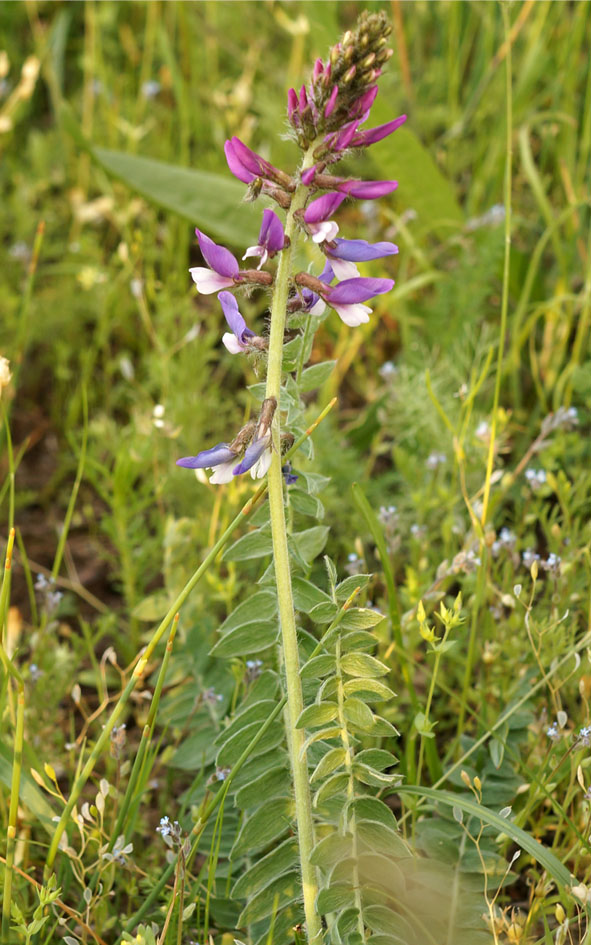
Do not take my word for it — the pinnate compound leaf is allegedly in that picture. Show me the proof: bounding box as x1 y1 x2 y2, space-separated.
296 702 339 729
231 837 298 900
340 653 390 678
232 796 294 857
210 621 278 657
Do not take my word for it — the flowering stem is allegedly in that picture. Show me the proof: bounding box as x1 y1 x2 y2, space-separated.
265 148 323 944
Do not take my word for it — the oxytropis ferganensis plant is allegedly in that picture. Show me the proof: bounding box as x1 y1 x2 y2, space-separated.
177 13 412 945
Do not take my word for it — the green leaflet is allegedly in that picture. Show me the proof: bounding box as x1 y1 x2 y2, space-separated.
290 526 330 567
234 765 291 810
299 361 337 392
216 719 284 768
231 837 299 900
340 609 385 631
292 576 332 613
209 621 279 658
223 527 273 562
343 678 397 702
316 884 354 914
218 591 277 634
310 832 353 869
335 574 372 601
232 796 294 857
340 653 391 678
296 702 339 729
215 700 278 747
310 747 347 782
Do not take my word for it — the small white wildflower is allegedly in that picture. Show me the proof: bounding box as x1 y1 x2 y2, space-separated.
130 278 143 298
426 451 446 470
0 356 12 399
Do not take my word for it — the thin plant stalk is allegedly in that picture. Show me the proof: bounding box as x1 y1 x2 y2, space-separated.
44 400 336 876
264 143 323 944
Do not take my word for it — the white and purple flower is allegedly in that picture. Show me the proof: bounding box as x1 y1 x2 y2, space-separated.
176 442 239 485
242 209 286 269
218 291 257 354
303 193 346 244
189 229 239 294
323 276 394 327
324 237 398 281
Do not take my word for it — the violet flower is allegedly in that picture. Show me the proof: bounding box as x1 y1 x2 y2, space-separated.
176 443 238 485
218 291 256 354
351 114 407 148
242 209 286 269
233 432 272 480
336 179 398 199
324 238 398 281
190 229 239 294
224 136 287 187
323 276 394 327
303 193 346 243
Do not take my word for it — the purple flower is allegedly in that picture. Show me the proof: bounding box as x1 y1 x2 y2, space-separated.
336 179 398 199
303 193 346 244
297 261 334 316
301 166 317 186
224 136 282 185
351 114 407 148
242 209 286 269
324 238 398 280
325 118 363 153
189 229 239 294
233 433 272 479
218 291 256 354
324 85 339 118
349 85 379 119
323 276 394 327
176 443 238 484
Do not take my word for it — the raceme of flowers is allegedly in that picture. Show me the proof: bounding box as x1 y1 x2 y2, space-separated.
178 12 401 483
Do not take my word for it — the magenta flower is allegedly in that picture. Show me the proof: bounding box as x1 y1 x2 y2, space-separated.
351 114 407 148
224 137 290 190
189 229 239 295
242 209 286 269
303 192 346 244
324 238 398 280
218 291 256 354
336 179 398 199
324 85 339 118
176 443 238 485
323 276 394 327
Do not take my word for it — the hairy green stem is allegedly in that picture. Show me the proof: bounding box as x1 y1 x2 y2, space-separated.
265 148 323 944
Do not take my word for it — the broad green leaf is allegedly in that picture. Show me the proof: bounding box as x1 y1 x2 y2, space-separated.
340 653 390 679
301 726 342 754
342 630 380 651
316 884 354 914
363 904 417 940
170 727 217 770
92 147 258 246
238 871 300 925
231 837 298 900
340 609 385 631
216 719 283 768
370 714 400 738
355 749 398 772
291 526 330 566
343 697 375 733
218 591 277 634
354 765 402 788
223 527 273 562
234 765 291 810
210 621 278 658
292 576 332 613
229 747 288 793
311 747 347 782
232 796 294 856
343 679 396 702
299 361 337 392
337 908 361 938
296 702 339 729
397 785 573 891
368 94 464 236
